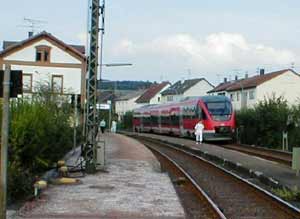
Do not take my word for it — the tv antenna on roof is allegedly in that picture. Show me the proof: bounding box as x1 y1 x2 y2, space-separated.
291 62 295 69
18 17 47 36
187 68 192 79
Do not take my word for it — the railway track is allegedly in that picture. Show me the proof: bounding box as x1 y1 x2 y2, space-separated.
125 131 292 167
149 142 226 219
135 136 300 219
217 143 292 166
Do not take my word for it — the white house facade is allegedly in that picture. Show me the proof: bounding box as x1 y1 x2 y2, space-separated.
0 31 86 105
115 90 145 120
208 69 300 110
161 78 214 103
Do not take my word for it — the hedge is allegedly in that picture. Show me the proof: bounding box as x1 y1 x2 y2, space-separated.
236 96 300 150
0 88 76 202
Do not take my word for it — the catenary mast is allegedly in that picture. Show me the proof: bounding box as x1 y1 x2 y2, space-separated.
85 0 105 171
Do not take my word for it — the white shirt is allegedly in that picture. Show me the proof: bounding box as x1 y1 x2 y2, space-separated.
100 120 106 127
194 123 204 135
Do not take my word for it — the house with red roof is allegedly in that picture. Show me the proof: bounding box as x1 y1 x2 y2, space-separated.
0 31 86 105
208 69 300 110
135 82 170 106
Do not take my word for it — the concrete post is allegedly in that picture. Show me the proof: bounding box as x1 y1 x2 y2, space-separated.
0 65 11 219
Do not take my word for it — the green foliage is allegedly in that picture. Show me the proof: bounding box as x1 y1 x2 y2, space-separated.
289 104 300 148
119 111 133 130
10 100 73 173
236 95 299 149
7 160 33 202
3 85 76 202
272 187 300 201
99 80 153 90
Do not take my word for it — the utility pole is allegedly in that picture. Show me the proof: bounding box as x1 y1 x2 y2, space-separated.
0 65 11 219
85 0 105 172
73 94 78 154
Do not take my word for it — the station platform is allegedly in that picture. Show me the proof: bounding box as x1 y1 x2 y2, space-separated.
131 132 300 190
12 133 185 219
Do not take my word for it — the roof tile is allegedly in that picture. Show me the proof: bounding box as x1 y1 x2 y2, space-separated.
209 69 295 93
135 82 169 103
1 32 86 59
161 78 213 95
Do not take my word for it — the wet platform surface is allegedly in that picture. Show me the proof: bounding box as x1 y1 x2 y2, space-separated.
132 132 300 190
12 133 185 219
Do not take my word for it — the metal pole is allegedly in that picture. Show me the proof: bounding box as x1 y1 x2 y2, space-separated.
109 103 111 131
85 0 106 171
0 65 11 219
85 0 100 172
73 94 78 154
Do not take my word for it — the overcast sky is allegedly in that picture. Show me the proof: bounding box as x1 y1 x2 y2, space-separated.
1 0 300 85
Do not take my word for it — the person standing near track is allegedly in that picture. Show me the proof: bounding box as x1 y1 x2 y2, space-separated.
99 119 106 133
194 120 204 144
111 120 117 133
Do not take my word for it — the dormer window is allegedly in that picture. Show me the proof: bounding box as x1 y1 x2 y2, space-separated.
35 46 51 62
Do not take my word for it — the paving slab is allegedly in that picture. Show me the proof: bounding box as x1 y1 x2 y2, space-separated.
12 133 185 219
134 132 300 190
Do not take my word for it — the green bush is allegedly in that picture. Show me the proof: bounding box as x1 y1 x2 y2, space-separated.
236 96 299 149
10 100 73 173
119 111 133 130
2 87 76 202
289 104 300 148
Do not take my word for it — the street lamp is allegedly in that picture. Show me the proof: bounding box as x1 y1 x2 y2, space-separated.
98 63 133 129
102 63 132 67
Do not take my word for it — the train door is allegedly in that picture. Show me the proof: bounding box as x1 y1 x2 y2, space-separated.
158 110 162 133
179 106 184 136
196 104 204 138
170 112 175 134
140 116 144 132
196 105 202 120
170 111 178 135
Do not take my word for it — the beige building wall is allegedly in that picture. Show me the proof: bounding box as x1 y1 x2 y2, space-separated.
184 80 214 97
115 96 140 120
1 38 84 95
256 71 300 105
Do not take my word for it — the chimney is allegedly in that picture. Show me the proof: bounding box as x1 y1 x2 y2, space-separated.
235 75 238 81
224 77 227 83
28 31 34 38
245 73 248 79
260 69 265 75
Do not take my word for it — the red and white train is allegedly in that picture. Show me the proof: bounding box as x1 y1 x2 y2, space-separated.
133 96 235 141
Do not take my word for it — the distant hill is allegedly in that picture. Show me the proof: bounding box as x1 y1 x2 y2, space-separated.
98 80 154 90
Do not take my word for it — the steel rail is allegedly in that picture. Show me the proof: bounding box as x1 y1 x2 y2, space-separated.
136 136 300 219
124 131 292 166
146 143 227 219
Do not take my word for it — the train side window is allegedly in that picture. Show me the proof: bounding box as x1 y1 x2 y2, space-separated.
202 110 207 120
161 116 169 125
143 117 151 125
183 112 189 119
171 115 179 126
196 106 202 119
151 115 158 125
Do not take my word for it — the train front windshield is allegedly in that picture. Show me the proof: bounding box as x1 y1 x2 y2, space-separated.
204 101 232 121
